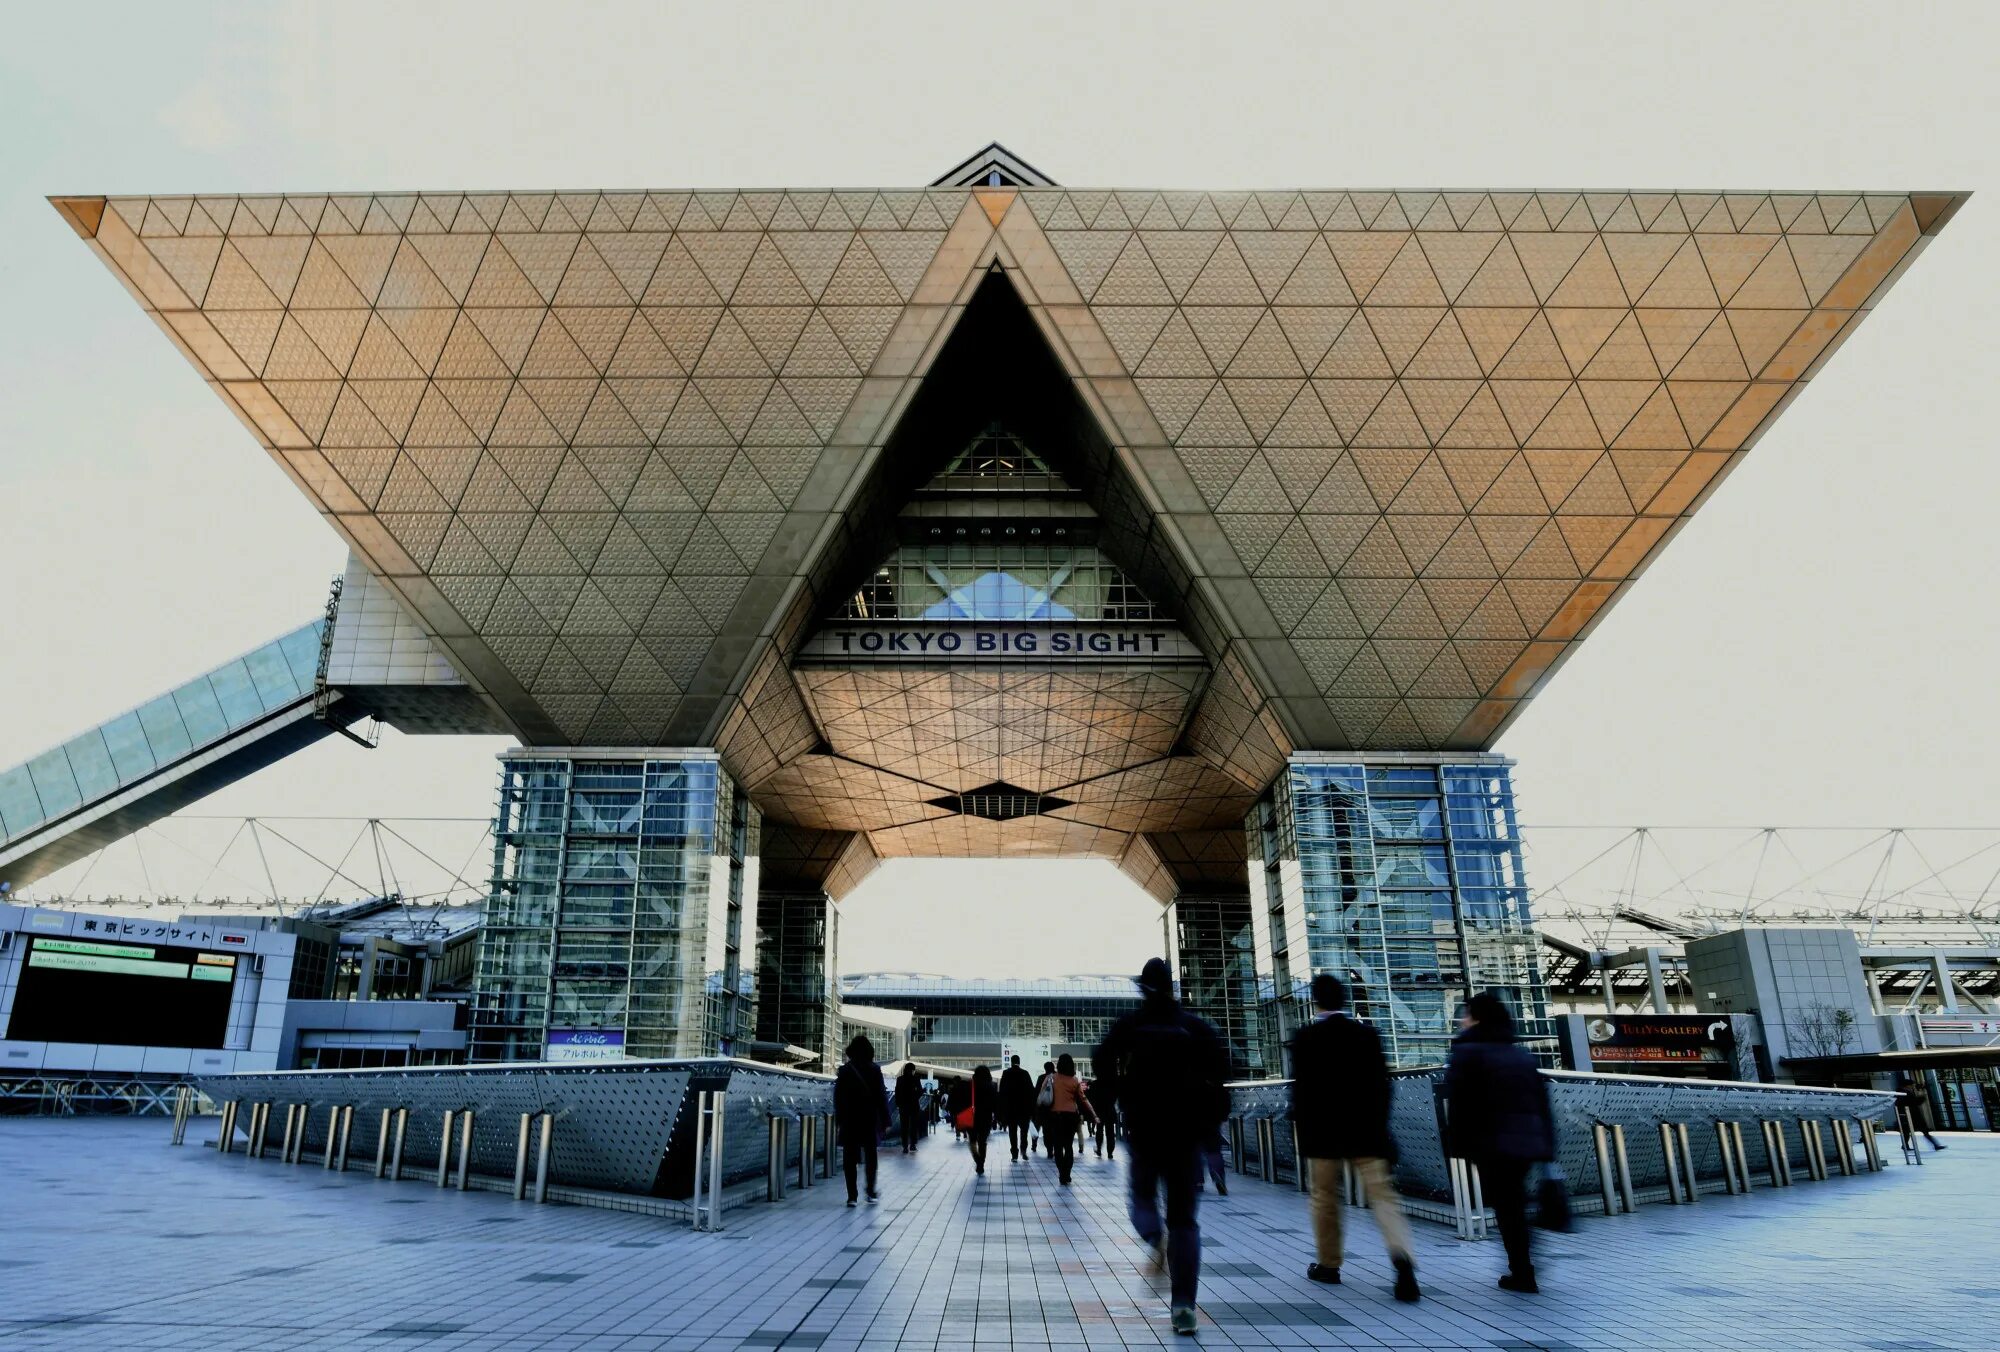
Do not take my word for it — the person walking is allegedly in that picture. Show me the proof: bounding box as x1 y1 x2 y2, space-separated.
835 1034 892 1206
1095 957 1230 1337
1032 1060 1056 1156
894 1062 925 1154
1086 1068 1118 1159
1289 973 1420 1302
1045 1054 1098 1185
965 1065 999 1175
1000 1055 1035 1160
1444 990 1555 1293
1898 1076 1947 1151
947 1076 969 1140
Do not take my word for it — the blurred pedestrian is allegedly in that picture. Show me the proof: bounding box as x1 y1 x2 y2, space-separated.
1000 1055 1035 1159
1289 973 1419 1301
894 1062 924 1154
1045 1053 1098 1185
965 1065 998 1175
1096 957 1229 1337
1086 1067 1118 1158
835 1035 891 1206
1444 991 1555 1293
1898 1076 1947 1150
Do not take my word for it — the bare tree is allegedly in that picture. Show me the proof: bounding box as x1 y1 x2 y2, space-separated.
1788 1001 1859 1058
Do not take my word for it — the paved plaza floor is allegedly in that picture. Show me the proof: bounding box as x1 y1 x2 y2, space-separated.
0 1117 1991 1350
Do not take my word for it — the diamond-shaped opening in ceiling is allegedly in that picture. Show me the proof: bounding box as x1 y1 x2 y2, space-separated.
927 781 1074 821
802 267 1198 651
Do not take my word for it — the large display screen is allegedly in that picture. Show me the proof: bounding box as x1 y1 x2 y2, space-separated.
6 937 238 1049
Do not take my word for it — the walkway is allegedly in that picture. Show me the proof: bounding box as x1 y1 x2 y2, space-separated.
0 1117 1991 1350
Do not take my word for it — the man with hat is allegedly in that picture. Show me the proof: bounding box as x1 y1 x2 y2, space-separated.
1095 957 1230 1337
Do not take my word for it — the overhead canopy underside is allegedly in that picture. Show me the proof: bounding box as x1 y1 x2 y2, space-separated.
54 182 1964 898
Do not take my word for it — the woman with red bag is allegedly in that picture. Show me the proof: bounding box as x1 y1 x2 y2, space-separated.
960 1065 998 1175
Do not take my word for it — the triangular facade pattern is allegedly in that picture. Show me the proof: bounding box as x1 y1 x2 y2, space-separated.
56 185 1961 890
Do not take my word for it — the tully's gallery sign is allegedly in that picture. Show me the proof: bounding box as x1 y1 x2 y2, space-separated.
798 623 1203 665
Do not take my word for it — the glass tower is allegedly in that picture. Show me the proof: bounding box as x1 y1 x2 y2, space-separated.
1165 891 1266 1079
470 749 758 1062
754 890 840 1070
1251 754 1552 1070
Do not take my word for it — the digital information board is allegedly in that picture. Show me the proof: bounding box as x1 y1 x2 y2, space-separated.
6 936 238 1049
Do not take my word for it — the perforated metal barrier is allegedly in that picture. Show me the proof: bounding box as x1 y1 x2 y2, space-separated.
1224 1069 1895 1222
190 1060 1893 1230
192 1058 834 1219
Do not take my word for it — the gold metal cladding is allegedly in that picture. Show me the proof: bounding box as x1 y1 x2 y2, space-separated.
55 185 1965 860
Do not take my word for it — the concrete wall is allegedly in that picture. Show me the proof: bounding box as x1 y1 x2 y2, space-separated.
1687 928 1884 1078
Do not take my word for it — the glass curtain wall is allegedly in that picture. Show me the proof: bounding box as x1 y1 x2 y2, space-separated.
755 891 840 1070
1251 756 1552 1069
1168 892 1265 1078
470 752 758 1062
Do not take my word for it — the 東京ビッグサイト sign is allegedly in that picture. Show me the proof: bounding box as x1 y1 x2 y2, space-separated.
798 623 1203 664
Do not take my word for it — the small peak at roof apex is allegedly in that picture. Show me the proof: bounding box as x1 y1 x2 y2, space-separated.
933 143 1057 189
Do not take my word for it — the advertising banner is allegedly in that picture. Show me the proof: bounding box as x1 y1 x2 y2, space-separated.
545 1029 626 1062
1583 1015 1734 1063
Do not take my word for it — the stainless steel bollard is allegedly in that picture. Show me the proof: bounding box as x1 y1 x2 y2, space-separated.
323 1109 339 1169
338 1105 354 1172
390 1108 409 1181
1860 1118 1883 1172
692 1090 727 1231
1830 1119 1857 1176
1611 1123 1636 1211
436 1109 455 1187
1676 1123 1699 1203
1594 1123 1622 1213
293 1106 314 1165
1255 1119 1277 1184
455 1111 475 1191
534 1112 553 1204
798 1117 812 1191
170 1086 193 1146
514 1114 533 1201
1715 1122 1739 1195
1659 1124 1684 1204
1228 1117 1247 1174
767 1118 786 1202
218 1100 238 1155
375 1108 392 1178
1731 1122 1753 1193
1803 1120 1828 1181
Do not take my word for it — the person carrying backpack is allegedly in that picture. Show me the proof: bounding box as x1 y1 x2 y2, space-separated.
1095 957 1229 1337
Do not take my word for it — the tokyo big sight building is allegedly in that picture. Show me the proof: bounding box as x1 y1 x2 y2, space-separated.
7 147 1965 1075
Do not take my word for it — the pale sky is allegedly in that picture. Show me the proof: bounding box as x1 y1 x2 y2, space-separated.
1 2 1994 976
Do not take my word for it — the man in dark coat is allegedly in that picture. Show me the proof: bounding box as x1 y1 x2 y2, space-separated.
1095 957 1229 1338
834 1034 892 1205
1289 974 1419 1301
999 1055 1035 1159
1443 990 1556 1292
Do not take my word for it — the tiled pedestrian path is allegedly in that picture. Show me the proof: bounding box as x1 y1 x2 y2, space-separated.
0 1117 1991 1349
